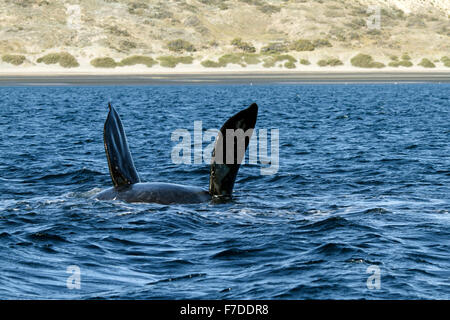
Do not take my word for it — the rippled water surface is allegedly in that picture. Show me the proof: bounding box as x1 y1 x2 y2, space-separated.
0 83 449 299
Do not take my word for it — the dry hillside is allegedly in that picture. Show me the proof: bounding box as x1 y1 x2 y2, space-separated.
0 0 449 70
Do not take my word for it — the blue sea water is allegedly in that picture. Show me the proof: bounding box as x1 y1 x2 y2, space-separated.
0 83 449 299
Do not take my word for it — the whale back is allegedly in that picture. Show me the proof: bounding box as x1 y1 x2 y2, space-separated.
103 103 140 187
96 183 210 204
209 103 258 197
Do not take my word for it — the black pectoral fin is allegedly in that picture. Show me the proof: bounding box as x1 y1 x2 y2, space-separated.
103 103 140 187
209 103 258 197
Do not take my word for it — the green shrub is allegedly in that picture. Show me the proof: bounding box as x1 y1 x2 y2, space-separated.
90 57 118 68
326 58 343 66
299 59 310 65
317 59 327 67
218 53 246 67
388 61 399 67
167 39 196 53
201 60 222 68
370 62 385 68
37 53 61 64
389 59 413 67
230 38 241 46
418 58 435 68
290 39 315 52
263 54 296 68
401 53 411 60
350 53 385 68
36 52 79 68
328 27 347 41
242 53 260 65
284 61 296 69
201 53 261 68
399 60 413 67
262 59 274 68
2 54 26 65
390 55 398 61
350 53 372 67
59 52 79 68
157 56 194 68
312 39 332 48
317 58 343 67
119 55 157 67
259 4 280 14
120 40 137 50
260 42 288 54
441 56 450 67
231 38 256 53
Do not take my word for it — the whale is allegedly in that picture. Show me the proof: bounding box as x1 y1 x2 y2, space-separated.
95 102 258 204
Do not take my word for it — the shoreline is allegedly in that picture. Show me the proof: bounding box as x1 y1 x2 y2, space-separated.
0 71 449 85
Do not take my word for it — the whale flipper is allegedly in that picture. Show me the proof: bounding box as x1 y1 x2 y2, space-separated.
209 103 258 197
103 103 140 187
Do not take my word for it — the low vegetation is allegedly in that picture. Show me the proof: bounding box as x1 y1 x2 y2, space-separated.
231 38 256 53
418 58 435 68
290 39 315 52
284 60 296 69
299 59 311 65
2 54 26 65
440 56 450 67
36 52 79 68
312 39 332 48
90 57 118 68
37 53 60 64
167 39 196 53
401 53 412 61
201 60 222 68
388 60 413 67
260 42 288 54
317 58 343 67
388 55 413 67
201 53 260 68
262 55 296 68
217 54 245 67
59 53 79 68
119 55 157 67
242 53 261 65
157 56 194 68
350 53 385 68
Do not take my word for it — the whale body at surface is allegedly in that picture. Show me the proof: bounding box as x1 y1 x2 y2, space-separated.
94 103 258 204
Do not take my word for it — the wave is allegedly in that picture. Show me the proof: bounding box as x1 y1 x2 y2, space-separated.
309 242 364 257
29 168 104 185
26 231 68 243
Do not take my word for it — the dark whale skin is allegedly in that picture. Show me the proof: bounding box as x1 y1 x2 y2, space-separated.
95 182 210 204
96 103 257 204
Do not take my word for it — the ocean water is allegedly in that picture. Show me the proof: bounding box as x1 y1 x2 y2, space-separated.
0 83 448 299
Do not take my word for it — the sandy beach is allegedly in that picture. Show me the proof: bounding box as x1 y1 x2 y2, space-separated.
0 69 449 85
